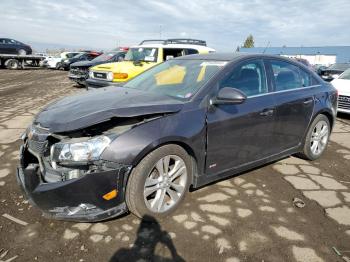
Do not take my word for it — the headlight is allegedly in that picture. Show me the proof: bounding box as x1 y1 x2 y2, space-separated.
89 71 94 78
52 136 111 163
107 72 113 81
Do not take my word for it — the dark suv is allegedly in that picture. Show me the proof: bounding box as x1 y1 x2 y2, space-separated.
69 51 126 86
0 38 32 55
61 51 102 71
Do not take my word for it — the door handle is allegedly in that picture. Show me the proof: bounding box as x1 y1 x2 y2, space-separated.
259 108 274 116
303 98 313 104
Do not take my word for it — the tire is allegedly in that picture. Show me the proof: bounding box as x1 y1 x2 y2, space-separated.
55 62 62 70
298 114 330 160
18 49 26 55
126 144 192 219
5 59 19 70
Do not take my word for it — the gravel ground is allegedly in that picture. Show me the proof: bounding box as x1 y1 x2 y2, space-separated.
0 69 349 262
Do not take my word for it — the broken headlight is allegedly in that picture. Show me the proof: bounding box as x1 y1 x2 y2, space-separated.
52 136 111 164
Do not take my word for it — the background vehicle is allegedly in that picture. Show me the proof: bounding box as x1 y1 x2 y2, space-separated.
0 38 32 55
331 68 350 114
0 54 44 69
69 50 126 86
319 63 350 81
42 52 82 69
61 51 102 71
17 53 337 221
86 38 215 89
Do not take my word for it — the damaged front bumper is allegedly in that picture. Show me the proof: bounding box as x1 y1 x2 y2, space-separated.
17 146 131 222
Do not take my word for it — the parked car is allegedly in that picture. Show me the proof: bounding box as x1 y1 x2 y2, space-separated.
42 52 82 69
61 51 102 71
0 38 32 55
319 63 350 81
331 68 350 114
86 38 215 89
69 50 126 86
17 53 337 221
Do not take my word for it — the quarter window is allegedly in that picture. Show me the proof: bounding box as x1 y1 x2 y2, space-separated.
220 60 267 97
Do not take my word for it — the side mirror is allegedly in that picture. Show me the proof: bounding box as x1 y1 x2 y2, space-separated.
210 87 247 105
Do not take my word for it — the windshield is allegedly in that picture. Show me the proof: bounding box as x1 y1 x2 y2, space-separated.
124 59 226 100
92 51 119 62
124 47 158 62
340 69 350 80
72 53 85 59
328 63 350 71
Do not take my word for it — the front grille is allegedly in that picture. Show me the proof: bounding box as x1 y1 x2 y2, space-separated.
338 95 350 110
70 68 88 76
28 139 48 155
93 72 107 79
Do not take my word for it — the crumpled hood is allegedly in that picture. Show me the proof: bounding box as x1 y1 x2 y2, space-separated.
70 60 113 69
34 87 184 133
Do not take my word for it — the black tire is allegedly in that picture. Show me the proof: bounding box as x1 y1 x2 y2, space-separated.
126 144 192 219
55 62 62 70
298 114 330 160
5 59 19 70
18 49 26 55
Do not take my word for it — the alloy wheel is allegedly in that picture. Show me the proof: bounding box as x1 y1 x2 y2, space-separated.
310 120 329 156
144 155 187 213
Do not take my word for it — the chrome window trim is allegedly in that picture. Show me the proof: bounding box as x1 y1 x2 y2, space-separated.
247 84 321 99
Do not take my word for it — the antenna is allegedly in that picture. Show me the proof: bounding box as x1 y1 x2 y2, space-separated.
262 41 270 54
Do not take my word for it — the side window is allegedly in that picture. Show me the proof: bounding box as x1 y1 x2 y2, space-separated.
184 49 199 55
220 60 267 97
163 48 184 60
270 60 302 91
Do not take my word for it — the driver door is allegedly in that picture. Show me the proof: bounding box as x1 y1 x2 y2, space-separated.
206 59 276 175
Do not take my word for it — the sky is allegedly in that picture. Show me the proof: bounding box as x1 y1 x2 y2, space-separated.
0 0 349 52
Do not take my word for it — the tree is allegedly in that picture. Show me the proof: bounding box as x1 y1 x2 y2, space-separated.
243 34 255 48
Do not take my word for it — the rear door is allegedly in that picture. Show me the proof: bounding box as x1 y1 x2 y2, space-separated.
206 58 276 174
266 59 315 152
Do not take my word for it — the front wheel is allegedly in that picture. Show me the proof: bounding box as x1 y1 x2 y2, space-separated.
298 114 330 160
126 145 191 219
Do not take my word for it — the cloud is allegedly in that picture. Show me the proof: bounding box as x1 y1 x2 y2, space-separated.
0 0 349 51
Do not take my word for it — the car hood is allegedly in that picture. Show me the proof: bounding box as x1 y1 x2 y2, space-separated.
70 60 110 69
34 87 184 133
91 61 157 77
331 79 350 96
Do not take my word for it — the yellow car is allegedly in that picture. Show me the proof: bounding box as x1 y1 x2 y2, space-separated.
86 38 215 89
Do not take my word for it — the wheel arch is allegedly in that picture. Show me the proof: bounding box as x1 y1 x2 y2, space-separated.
130 138 200 186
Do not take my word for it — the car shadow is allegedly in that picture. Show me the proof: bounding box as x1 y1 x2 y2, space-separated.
337 112 350 121
109 215 185 262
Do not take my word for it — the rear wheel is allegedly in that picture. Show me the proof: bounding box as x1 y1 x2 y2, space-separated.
18 49 26 55
55 62 62 70
5 59 19 70
126 145 191 219
298 114 330 160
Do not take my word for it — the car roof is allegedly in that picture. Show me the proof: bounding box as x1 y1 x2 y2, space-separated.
174 52 300 62
131 43 216 52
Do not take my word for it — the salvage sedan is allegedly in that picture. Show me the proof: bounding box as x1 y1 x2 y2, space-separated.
17 53 337 221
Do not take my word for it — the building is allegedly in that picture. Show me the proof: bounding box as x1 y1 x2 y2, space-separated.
239 46 350 66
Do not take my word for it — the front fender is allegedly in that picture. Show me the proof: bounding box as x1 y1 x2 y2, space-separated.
101 107 207 174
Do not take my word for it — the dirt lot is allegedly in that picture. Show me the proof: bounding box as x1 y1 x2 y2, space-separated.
0 69 350 262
